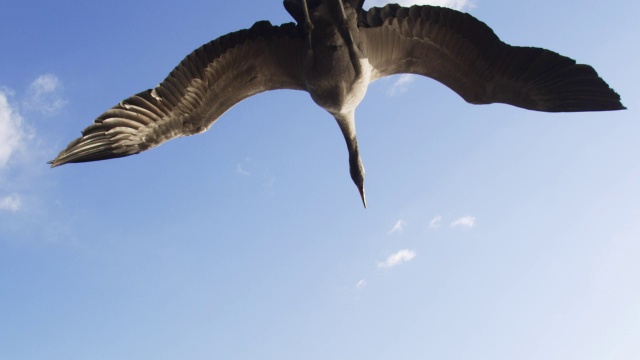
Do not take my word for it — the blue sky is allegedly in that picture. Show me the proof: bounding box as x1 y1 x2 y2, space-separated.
1 0 639 359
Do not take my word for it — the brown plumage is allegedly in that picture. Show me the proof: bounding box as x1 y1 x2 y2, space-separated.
50 0 624 207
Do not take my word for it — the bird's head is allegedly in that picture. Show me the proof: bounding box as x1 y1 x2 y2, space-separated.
349 150 366 208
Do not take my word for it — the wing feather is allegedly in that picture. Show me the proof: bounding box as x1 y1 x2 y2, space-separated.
359 4 624 112
50 21 306 167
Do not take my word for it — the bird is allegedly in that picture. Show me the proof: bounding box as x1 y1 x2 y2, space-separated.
50 0 624 208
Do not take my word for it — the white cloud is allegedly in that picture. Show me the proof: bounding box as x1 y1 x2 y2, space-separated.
387 74 414 96
388 219 406 235
0 194 21 212
377 249 417 268
24 74 66 116
0 90 25 169
236 163 250 176
366 0 475 11
451 216 476 228
356 279 367 289
429 215 442 229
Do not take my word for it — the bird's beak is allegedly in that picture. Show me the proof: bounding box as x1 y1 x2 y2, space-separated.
359 187 367 208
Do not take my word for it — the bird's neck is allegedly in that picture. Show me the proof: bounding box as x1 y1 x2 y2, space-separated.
334 111 358 152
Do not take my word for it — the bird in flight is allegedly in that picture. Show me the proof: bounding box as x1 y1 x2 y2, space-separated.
50 0 624 208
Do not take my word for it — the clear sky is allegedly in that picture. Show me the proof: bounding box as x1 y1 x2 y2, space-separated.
1 1 639 359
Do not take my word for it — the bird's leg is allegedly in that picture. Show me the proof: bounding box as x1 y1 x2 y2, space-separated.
333 0 362 76
301 0 314 50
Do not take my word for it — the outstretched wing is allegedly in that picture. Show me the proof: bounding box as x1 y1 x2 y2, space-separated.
358 5 624 112
50 21 306 167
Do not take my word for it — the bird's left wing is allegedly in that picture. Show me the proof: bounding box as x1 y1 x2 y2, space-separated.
358 5 624 112
50 21 306 167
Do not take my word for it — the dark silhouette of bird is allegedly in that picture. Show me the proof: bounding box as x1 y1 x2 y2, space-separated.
50 0 625 208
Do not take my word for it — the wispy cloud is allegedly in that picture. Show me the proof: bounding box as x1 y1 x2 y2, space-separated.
429 215 442 229
1 74 65 213
0 194 21 212
24 74 66 116
451 216 476 228
387 74 414 96
377 249 417 268
0 90 25 170
388 219 406 235
1 74 65 171
356 279 367 289
366 0 475 11
236 163 251 176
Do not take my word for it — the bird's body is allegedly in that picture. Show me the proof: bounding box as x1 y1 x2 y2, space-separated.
50 0 624 207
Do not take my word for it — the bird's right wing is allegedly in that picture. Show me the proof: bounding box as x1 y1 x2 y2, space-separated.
358 5 624 112
50 21 306 167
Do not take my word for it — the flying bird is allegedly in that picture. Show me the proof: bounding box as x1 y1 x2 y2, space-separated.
50 0 624 207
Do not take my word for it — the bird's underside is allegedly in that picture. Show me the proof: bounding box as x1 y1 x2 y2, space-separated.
50 0 625 207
